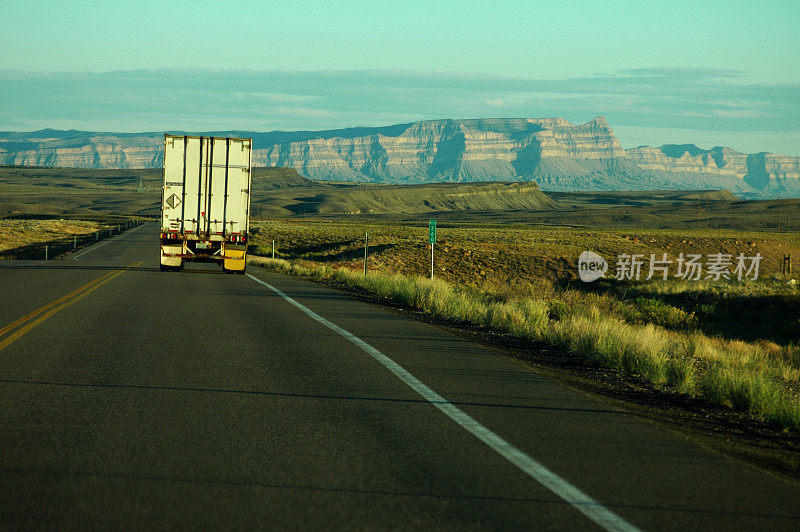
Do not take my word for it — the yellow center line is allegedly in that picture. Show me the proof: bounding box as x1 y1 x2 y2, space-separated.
0 261 143 353
0 269 119 337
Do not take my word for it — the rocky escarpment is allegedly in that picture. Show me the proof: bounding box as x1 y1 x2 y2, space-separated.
625 144 800 197
0 133 163 168
626 145 746 178
254 117 623 183
2 119 799 197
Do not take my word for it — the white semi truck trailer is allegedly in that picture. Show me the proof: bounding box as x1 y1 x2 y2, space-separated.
160 134 252 273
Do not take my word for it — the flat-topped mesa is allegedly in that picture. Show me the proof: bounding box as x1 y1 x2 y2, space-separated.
626 145 747 178
533 116 624 160
742 152 800 190
254 117 625 182
624 144 800 189
2 118 799 197
0 117 632 176
1 135 162 168
761 153 800 180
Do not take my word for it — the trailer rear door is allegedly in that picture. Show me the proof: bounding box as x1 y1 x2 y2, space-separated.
215 138 252 236
162 135 251 236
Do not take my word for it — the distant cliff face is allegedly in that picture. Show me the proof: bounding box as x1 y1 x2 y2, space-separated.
624 144 800 196
252 117 623 183
0 135 163 168
626 145 746 178
1 119 798 197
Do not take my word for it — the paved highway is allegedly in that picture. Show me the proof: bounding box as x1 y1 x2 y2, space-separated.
1 223 799 530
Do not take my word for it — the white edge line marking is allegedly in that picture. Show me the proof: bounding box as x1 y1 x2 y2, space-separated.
246 272 639 532
73 225 141 260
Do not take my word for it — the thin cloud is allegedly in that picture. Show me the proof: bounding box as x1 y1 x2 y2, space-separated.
619 67 745 80
0 68 797 154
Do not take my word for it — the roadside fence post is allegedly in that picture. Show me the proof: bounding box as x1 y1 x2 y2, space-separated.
272 240 275 259
44 245 48 262
73 235 77 248
364 232 369 276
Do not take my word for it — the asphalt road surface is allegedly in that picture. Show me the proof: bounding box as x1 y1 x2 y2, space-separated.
1 223 799 530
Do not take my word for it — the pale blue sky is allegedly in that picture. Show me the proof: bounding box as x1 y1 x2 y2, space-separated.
1 1 798 154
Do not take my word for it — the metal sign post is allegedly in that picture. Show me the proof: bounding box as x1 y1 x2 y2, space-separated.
429 219 436 279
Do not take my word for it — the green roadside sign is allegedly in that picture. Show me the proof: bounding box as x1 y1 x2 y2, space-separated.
429 219 436 244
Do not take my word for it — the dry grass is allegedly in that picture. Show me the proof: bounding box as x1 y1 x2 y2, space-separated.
249 219 800 342
249 219 800 285
0 219 113 252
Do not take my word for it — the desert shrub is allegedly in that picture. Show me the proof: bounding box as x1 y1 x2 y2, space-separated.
629 297 696 330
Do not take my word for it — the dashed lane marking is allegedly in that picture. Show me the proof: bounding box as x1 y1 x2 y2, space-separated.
73 224 143 260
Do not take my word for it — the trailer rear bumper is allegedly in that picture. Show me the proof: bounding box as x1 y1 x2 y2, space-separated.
160 238 246 270
160 252 244 260
160 249 246 268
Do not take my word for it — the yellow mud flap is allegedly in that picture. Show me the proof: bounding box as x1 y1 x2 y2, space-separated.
224 250 246 271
